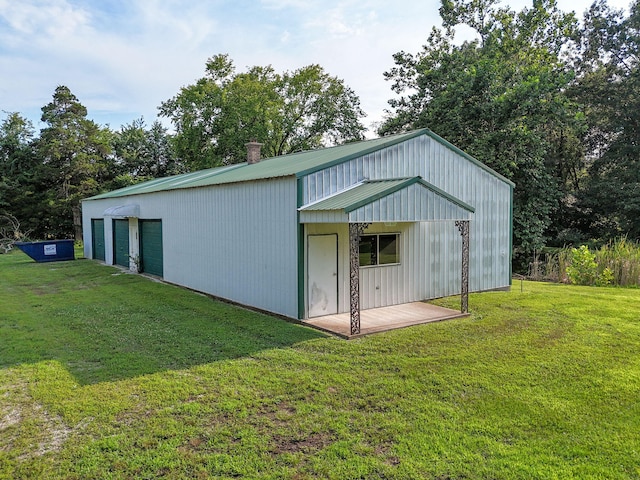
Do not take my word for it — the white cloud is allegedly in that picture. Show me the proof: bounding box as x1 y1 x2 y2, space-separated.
0 0 624 135
0 0 90 37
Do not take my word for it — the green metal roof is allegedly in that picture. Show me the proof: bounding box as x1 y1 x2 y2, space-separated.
300 177 475 213
87 128 513 201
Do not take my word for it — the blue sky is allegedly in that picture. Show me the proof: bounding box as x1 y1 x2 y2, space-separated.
0 0 633 136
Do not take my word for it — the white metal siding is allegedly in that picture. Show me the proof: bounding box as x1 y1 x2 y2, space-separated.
304 221 465 314
299 210 349 223
347 183 471 223
301 134 511 308
82 178 299 318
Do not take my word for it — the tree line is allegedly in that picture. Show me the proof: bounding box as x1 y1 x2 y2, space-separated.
380 0 639 268
0 58 365 241
1 0 638 271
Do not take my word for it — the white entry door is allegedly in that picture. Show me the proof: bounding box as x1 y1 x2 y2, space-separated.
308 234 338 317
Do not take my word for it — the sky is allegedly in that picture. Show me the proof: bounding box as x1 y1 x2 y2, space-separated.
0 0 634 137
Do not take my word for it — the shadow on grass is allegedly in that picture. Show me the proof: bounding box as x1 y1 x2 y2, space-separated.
0 252 326 385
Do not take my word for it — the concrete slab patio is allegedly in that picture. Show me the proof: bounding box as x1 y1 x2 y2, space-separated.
304 302 469 339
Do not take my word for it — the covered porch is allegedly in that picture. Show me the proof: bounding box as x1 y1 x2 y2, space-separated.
304 301 470 339
299 177 474 336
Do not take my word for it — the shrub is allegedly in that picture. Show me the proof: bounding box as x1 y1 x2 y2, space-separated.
525 238 640 287
566 245 599 286
565 246 615 287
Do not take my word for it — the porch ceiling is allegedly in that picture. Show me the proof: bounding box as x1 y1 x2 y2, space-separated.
298 177 474 224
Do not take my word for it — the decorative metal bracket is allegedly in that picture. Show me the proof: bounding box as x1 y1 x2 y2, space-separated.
349 222 370 335
455 220 470 313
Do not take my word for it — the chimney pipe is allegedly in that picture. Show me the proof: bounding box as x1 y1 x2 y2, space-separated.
246 139 263 165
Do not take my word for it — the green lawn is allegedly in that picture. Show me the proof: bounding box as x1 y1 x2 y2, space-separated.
1 251 639 479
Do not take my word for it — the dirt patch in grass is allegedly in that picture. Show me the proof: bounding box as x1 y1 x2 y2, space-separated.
258 401 335 455
0 407 21 430
0 371 72 460
271 431 334 455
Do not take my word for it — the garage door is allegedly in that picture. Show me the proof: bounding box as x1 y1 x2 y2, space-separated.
140 220 163 277
113 219 129 268
91 219 105 261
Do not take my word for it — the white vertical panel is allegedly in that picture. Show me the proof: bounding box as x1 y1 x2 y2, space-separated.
83 178 299 318
298 133 512 309
129 218 139 271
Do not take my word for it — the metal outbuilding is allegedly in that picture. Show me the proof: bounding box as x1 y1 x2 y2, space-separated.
82 129 513 335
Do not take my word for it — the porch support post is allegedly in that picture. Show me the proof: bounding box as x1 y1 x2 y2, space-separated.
455 220 470 313
349 222 369 335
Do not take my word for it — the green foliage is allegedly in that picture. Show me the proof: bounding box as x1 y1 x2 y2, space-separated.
160 54 366 170
380 0 585 266
36 86 115 240
1 90 182 241
573 0 640 240
593 237 640 286
111 118 185 187
2 254 640 478
0 113 42 237
566 245 601 286
529 238 640 286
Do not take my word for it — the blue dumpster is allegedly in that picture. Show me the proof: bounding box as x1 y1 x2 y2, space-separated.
15 240 75 263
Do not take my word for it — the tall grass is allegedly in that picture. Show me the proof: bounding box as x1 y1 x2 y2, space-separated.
527 248 570 283
595 237 640 286
527 237 640 287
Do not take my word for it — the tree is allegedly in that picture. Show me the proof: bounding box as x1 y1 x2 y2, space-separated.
112 118 184 187
574 0 640 240
37 86 114 240
380 0 584 266
0 112 42 237
160 54 366 170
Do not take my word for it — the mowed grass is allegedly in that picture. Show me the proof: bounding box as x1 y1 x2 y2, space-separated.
1 251 639 479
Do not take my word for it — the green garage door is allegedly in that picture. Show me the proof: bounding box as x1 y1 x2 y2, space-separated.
140 220 163 277
113 219 129 268
91 219 105 261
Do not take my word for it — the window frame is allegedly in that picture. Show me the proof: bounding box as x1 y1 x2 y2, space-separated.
358 232 401 268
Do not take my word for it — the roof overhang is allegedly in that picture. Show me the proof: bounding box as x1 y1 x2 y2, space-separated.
298 177 474 224
102 204 140 218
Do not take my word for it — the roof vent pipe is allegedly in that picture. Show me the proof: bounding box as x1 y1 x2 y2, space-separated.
246 139 263 165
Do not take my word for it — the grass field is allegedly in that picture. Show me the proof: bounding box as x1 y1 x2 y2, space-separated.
1 251 639 479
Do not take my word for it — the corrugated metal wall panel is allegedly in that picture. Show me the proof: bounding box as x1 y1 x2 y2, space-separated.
301 133 511 310
346 183 472 223
304 221 467 314
299 211 349 223
83 178 299 318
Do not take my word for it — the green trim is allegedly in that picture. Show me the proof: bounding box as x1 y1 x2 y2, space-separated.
301 177 475 216
423 129 515 187
344 177 475 214
85 128 513 202
342 179 415 213
509 184 514 285
416 179 476 213
294 130 428 179
296 179 305 320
